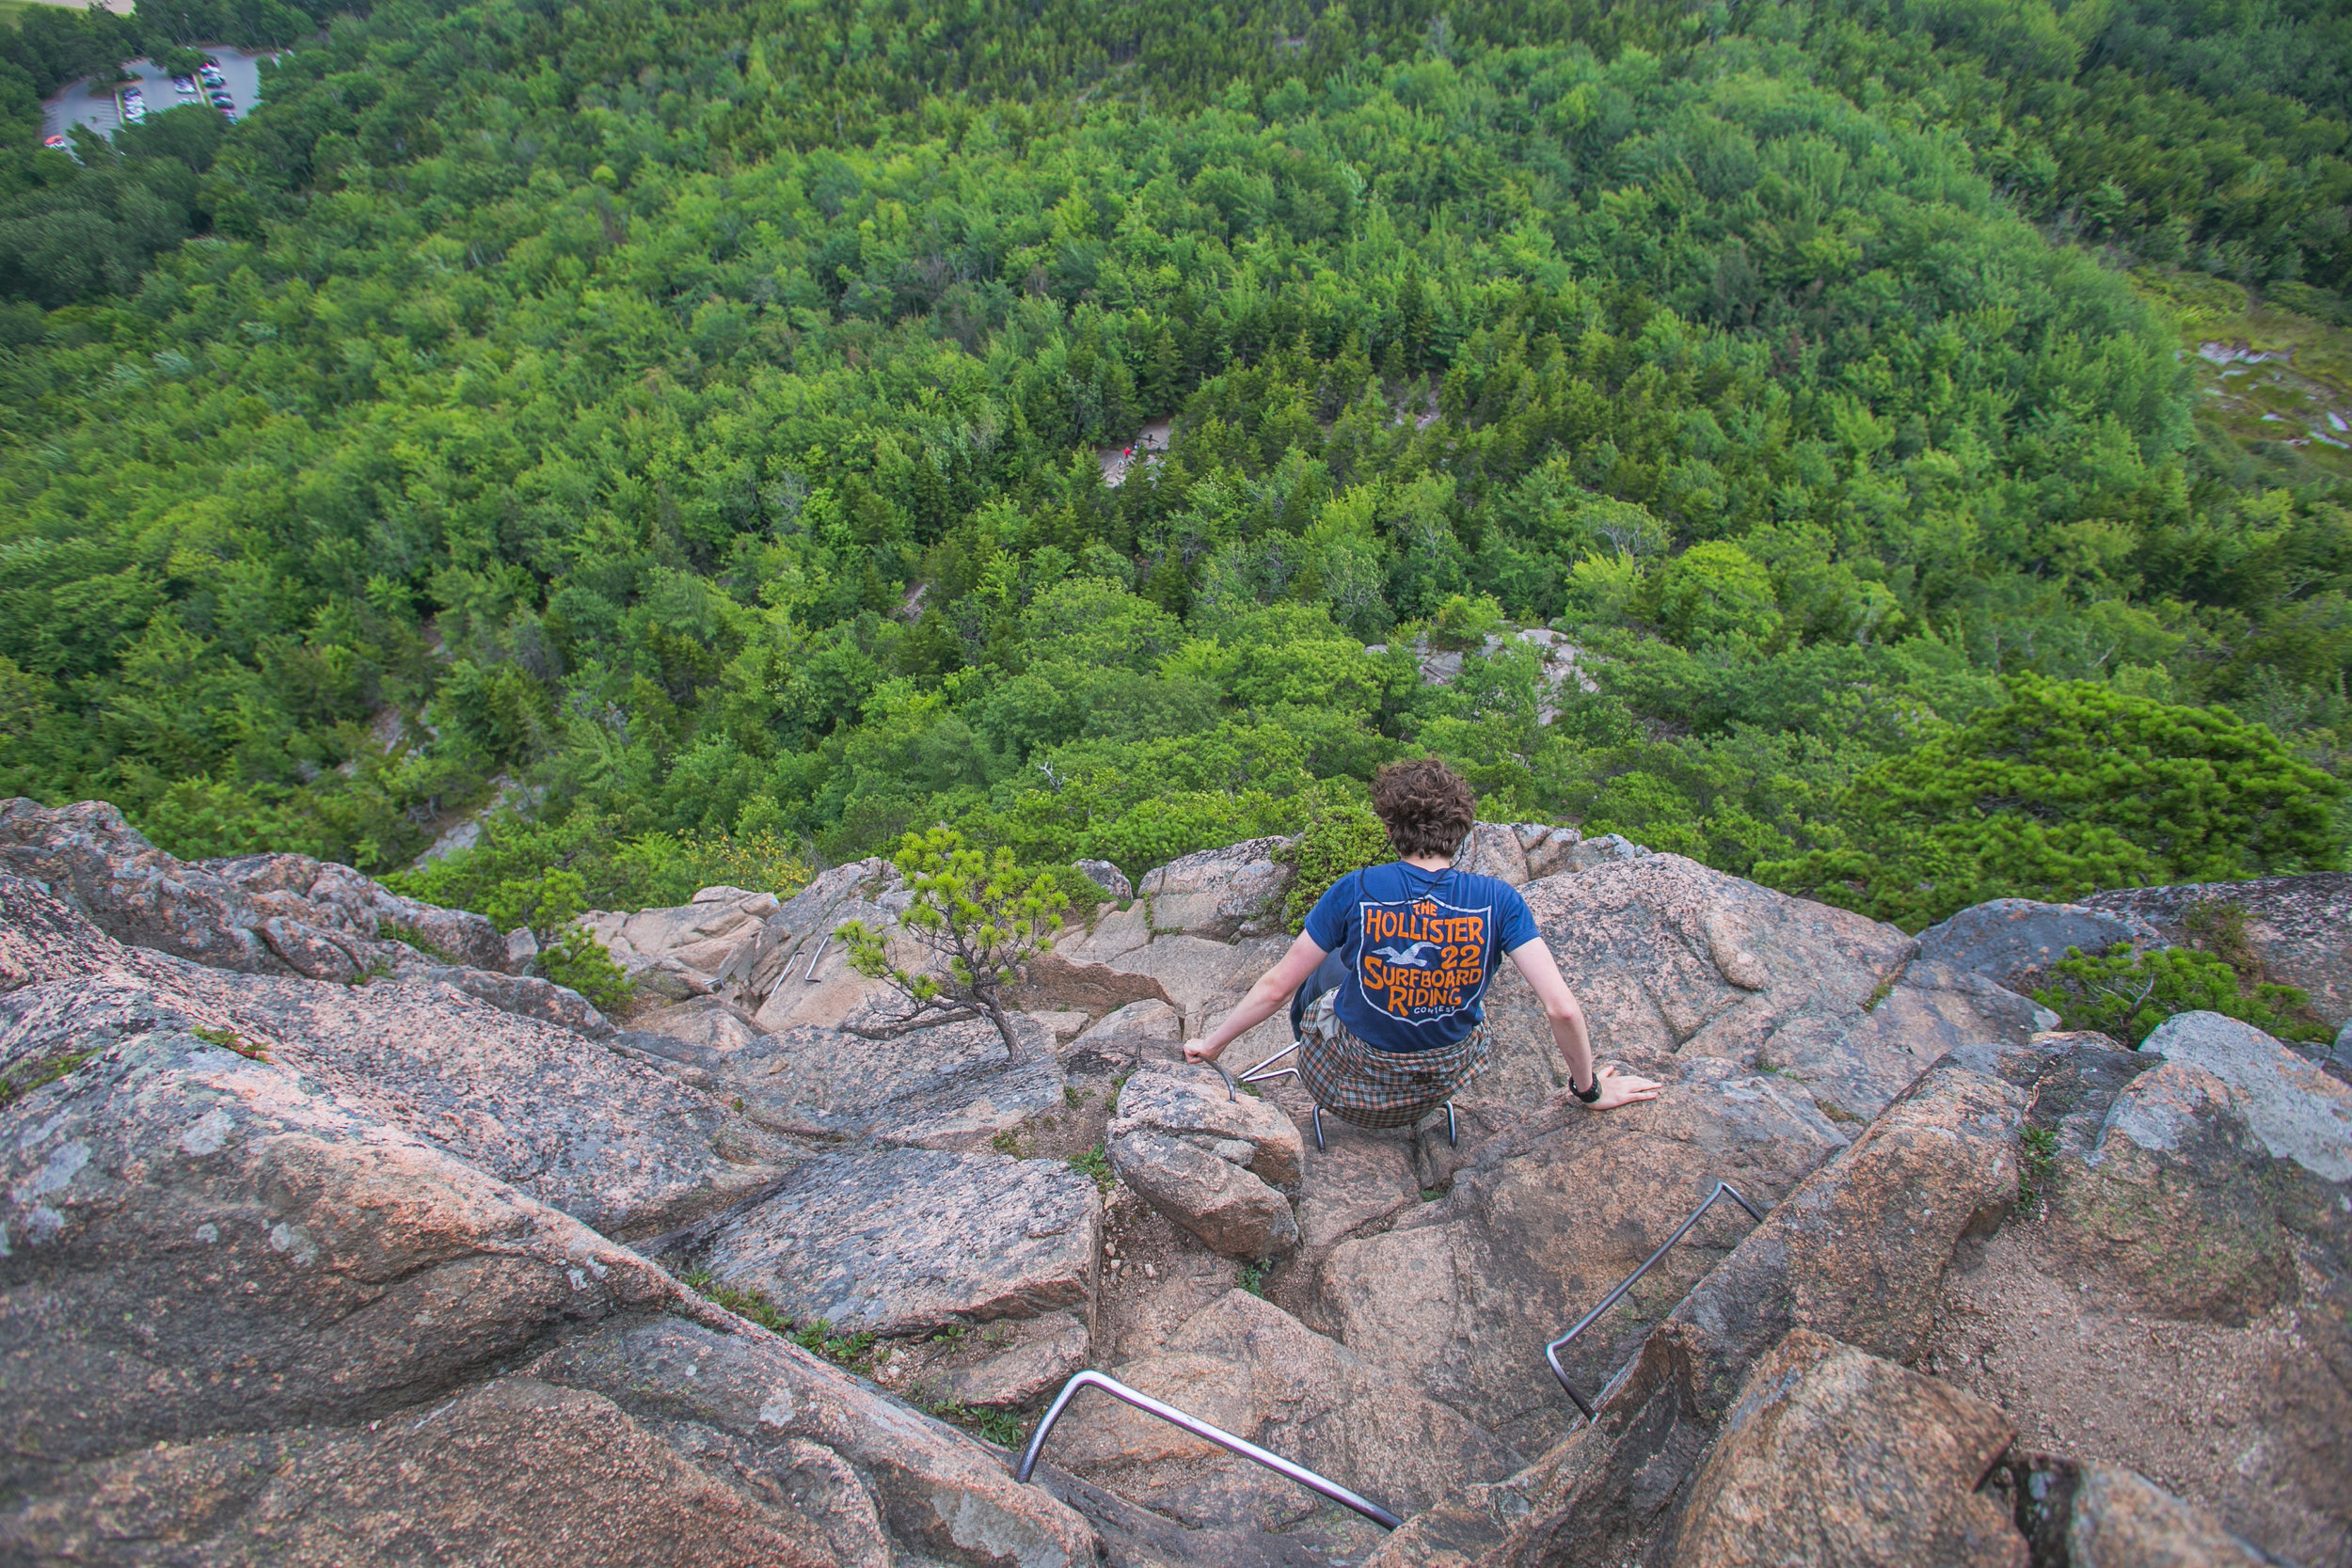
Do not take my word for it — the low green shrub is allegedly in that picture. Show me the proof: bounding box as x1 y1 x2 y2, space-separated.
486 866 635 1011
2031 942 2328 1046
1279 803 1392 932
538 924 636 1013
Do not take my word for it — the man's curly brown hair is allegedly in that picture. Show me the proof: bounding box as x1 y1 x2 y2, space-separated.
1370 758 1479 860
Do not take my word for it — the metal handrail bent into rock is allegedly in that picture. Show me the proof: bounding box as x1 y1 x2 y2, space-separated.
1207 1058 1240 1101
1544 1180 1766 1420
1015 1369 1405 1530
1238 1039 1299 1086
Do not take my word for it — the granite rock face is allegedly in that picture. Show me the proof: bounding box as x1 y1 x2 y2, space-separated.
582 885 783 1002
5 1375 847 1568
15 805 2346 1566
1065 996 1184 1070
688 1147 1101 1337
1667 1330 2025 1568
0 946 681 1490
882 1309 1094 1411
2049 1054 2300 1323
631 993 766 1055
0 876 795 1247
1076 859 1135 899
1469 852 1917 1122
714 1012 1065 1148
1136 836 1297 940
1053 1290 1520 1534
569 856 917 1036
390 958 616 1037
1450 822 1534 884
1318 1058 1849 1453
201 847 509 971
1784 958 2058 1123
2142 1009 2352 1182
2010 1458 2273 1568
1359 1060 2028 1568
2083 872 2352 1028
1107 1064 1305 1258
0 868 1105 1567
1113 1064 1304 1187
526 1314 1104 1568
1667 1062 2026 1409
1915 897 2154 989
0 797 506 980
1112 1129 1302 1259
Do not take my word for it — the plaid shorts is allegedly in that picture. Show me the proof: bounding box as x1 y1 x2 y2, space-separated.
1295 990 1492 1129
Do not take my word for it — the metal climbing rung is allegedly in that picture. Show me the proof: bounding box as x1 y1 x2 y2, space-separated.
1306 1100 1456 1152
1015 1370 1404 1530
1203 1042 1297 1102
1544 1180 1766 1420
800 934 830 983
1238 1039 1299 1085
1206 1059 1239 1101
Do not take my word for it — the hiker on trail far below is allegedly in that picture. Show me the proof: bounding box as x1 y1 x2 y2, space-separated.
1186 758 1661 1123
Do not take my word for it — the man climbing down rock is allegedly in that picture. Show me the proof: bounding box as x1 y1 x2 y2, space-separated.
1185 757 1661 1123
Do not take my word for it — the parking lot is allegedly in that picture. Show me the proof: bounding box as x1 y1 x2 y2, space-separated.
40 46 275 146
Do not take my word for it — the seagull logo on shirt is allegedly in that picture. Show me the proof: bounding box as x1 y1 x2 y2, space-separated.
1356 895 1495 1024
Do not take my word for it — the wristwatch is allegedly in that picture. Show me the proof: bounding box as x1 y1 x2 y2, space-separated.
1570 1073 1602 1104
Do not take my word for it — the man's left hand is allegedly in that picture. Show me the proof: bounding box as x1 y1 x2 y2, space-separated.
1549 1064 1661 1112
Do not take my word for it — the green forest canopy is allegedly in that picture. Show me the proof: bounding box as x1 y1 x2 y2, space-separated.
0 0 2344 931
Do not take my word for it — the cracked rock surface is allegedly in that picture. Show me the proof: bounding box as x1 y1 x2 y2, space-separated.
689 1146 1103 1337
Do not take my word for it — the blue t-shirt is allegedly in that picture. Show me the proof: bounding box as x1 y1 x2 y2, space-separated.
1302 863 1540 1053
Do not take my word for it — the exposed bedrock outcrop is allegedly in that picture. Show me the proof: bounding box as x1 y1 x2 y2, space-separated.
687 1146 1102 1338
0 797 506 977
2084 872 2352 1028
1052 1289 1521 1536
10 801 2349 1567
1317 1057 1851 1456
0 874 1105 1568
1916 874 2352 1030
1667 1329 2026 1568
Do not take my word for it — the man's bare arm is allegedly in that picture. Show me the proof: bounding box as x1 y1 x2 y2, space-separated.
1505 938 1661 1111
1185 931 1327 1063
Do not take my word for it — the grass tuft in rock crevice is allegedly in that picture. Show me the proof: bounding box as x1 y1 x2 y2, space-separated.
0 1048 96 1109
680 1268 880 1374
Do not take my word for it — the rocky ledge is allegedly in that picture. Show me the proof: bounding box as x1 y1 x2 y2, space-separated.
2 797 2345 1567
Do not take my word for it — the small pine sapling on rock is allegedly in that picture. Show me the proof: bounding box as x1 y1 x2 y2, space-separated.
836 827 1067 1063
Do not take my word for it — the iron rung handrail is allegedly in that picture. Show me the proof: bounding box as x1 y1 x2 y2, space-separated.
1545 1180 1766 1420
1015 1369 1404 1530
1203 1039 1300 1102
1237 1039 1298 1085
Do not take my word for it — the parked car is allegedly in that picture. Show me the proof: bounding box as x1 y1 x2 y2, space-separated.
209 91 232 105
41 134 67 150
172 76 198 93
